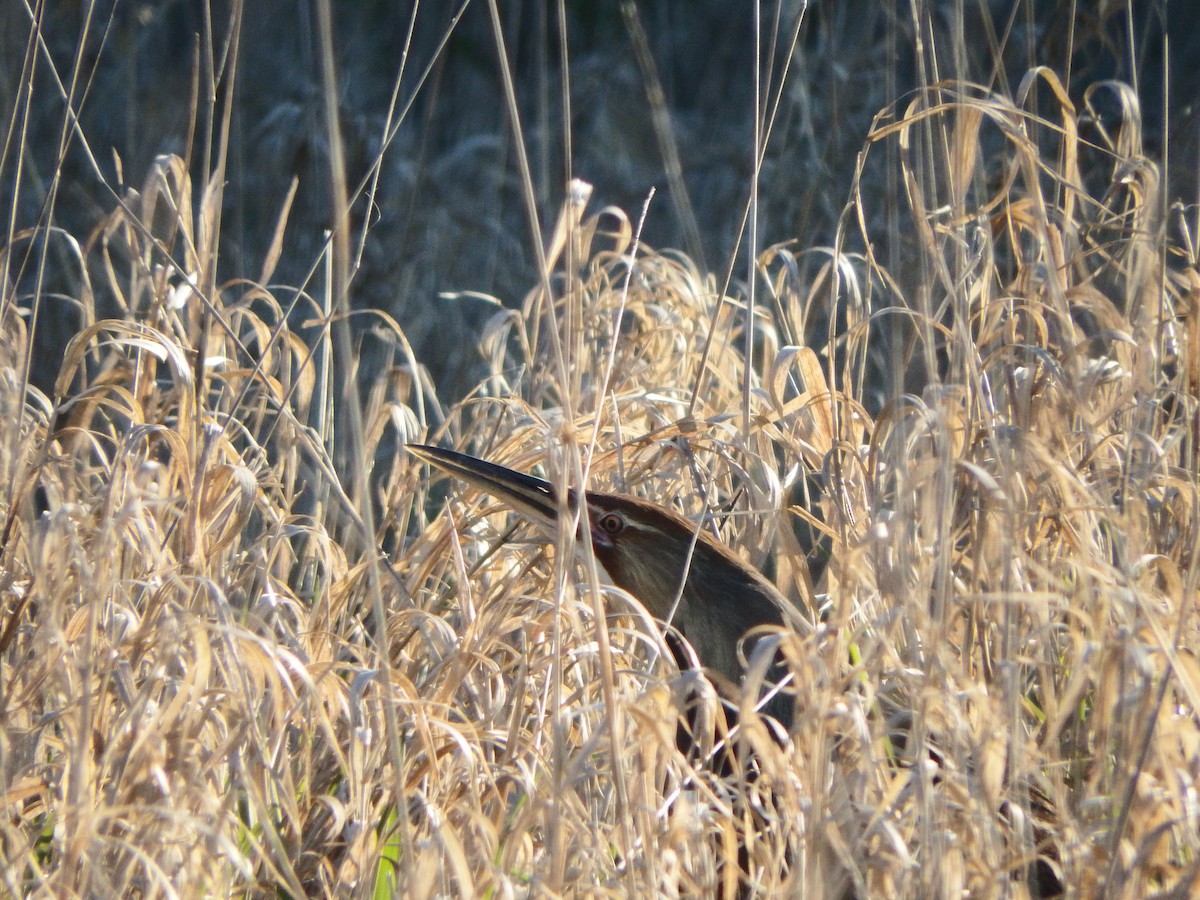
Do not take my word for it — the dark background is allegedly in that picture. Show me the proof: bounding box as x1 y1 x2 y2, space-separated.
1 1 1193 399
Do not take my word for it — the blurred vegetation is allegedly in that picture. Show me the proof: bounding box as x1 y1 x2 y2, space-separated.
3 1 1194 397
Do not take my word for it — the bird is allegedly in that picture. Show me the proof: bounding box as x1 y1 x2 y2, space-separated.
407 447 1068 898
407 443 811 730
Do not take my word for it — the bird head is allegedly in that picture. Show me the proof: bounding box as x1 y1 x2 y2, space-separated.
407 445 803 623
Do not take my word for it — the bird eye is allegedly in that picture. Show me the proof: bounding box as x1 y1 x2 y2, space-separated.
598 512 625 535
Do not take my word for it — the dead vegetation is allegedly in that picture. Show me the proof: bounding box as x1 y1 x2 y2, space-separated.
2 5 1199 900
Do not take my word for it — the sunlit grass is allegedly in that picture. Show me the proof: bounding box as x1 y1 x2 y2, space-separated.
2 4 1197 899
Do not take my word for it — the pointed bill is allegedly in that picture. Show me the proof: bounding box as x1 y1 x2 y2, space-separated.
407 444 564 532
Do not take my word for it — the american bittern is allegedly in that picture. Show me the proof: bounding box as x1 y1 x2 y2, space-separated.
408 444 810 728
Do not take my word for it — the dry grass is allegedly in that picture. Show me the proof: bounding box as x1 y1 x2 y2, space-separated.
3 5 1199 900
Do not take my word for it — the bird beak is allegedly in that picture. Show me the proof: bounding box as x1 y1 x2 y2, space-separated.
407 444 567 533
